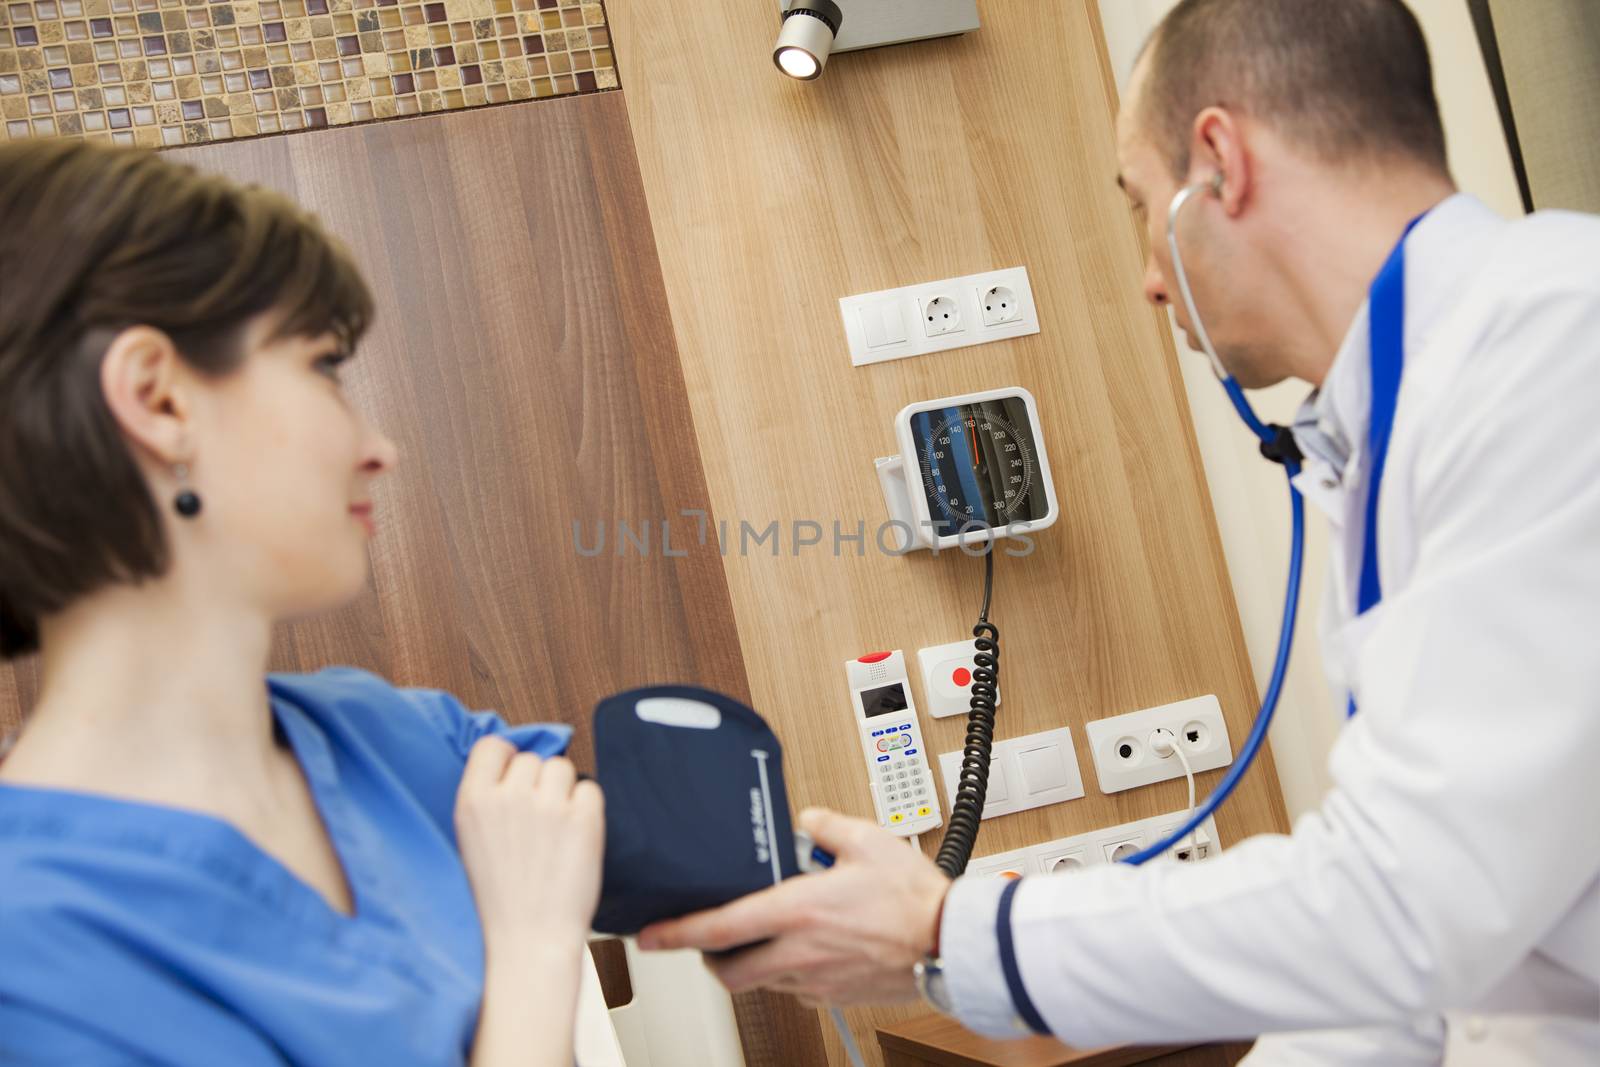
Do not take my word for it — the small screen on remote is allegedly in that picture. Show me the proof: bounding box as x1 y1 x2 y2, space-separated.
860 683 908 718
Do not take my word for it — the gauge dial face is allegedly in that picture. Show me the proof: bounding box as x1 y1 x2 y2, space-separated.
910 397 1047 539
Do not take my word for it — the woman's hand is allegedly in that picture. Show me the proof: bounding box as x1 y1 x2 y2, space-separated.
454 737 605 950
456 738 604 1067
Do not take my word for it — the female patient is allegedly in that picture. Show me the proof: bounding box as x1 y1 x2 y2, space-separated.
0 140 602 1066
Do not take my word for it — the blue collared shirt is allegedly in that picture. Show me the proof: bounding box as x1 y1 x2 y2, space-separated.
0 667 570 1065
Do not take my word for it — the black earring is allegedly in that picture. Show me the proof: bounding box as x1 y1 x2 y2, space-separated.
173 463 202 519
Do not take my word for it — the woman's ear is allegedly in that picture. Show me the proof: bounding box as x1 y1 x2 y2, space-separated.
1188 104 1251 216
99 326 191 466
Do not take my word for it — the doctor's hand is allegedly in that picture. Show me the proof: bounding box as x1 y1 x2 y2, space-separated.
637 808 952 1007
454 737 605 951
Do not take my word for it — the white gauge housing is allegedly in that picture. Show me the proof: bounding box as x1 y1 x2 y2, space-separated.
875 386 1060 553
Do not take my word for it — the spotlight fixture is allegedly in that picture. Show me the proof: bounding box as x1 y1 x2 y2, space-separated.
773 1 843 81
772 1 980 83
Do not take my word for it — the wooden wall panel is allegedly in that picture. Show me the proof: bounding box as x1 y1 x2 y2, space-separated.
146 93 749 761
605 1 1291 1063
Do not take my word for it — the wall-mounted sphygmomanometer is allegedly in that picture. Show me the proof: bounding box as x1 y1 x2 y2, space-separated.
875 386 1060 553
862 386 1060 880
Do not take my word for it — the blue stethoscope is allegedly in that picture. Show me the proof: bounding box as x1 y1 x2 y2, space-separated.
1120 176 1423 866
992 184 1429 1041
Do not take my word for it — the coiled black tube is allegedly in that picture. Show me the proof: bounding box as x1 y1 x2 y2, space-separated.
935 548 998 878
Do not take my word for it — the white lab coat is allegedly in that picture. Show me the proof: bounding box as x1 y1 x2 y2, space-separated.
940 194 1600 1065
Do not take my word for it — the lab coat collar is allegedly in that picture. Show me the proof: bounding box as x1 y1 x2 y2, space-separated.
1290 193 1505 518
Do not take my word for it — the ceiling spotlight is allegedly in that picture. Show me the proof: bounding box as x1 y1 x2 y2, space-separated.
771 2 979 83
773 1 843 81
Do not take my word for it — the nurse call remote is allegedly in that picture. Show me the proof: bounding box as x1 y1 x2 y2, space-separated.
845 651 943 837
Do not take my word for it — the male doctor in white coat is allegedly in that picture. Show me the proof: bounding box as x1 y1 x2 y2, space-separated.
639 0 1600 1061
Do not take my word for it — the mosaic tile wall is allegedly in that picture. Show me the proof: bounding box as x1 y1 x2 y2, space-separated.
0 0 616 146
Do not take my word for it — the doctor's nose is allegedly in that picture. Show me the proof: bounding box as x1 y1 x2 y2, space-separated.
1143 255 1170 307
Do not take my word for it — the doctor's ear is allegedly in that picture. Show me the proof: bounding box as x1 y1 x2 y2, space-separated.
1189 105 1249 215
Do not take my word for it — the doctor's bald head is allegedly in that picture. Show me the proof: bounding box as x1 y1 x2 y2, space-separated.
1134 0 1448 181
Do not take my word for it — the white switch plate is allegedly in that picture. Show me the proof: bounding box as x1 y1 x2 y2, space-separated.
1085 695 1232 795
964 807 1224 880
917 639 1000 719
840 266 1040 367
936 726 1082 821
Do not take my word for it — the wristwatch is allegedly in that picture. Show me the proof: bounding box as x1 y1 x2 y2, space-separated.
912 954 954 1016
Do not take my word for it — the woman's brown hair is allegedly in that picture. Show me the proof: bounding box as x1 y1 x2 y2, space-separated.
0 141 374 659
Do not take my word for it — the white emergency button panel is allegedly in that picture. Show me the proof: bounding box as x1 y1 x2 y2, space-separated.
937 726 1084 821
917 638 1002 719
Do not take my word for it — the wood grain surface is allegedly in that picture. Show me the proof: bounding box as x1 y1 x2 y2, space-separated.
604 1 1291 1063
193 93 753 755
878 1011 1253 1067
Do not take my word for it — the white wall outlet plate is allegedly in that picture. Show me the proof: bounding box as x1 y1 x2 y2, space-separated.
916 639 1000 719
1084 694 1232 794
961 807 1224 880
840 266 1040 367
936 726 1082 821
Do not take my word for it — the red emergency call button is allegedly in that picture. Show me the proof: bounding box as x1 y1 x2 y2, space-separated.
952 667 972 687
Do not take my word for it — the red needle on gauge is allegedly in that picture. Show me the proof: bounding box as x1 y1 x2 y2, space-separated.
968 419 980 469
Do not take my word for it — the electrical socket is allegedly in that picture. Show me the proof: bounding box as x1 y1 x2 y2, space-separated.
919 295 963 337
1085 695 1232 794
961 808 1224 879
978 284 1021 326
1103 838 1144 863
967 857 1027 880
1168 826 1213 862
1038 847 1088 874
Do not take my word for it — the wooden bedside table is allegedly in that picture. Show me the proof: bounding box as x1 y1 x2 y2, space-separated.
877 1013 1253 1067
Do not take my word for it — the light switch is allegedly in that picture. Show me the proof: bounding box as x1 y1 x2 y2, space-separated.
937 726 1083 821
1018 745 1071 794
984 760 1011 803
860 302 908 348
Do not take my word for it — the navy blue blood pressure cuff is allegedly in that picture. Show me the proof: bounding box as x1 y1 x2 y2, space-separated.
590 686 801 936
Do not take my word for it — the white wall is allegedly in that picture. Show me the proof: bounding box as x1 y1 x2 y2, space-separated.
1096 0 1523 818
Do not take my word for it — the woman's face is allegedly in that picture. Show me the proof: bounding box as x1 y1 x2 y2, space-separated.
179 317 397 622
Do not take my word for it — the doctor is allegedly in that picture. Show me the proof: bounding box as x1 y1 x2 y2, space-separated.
639 0 1600 1062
